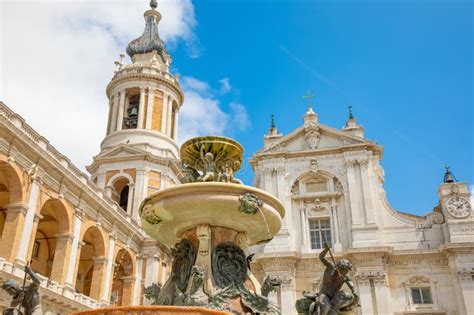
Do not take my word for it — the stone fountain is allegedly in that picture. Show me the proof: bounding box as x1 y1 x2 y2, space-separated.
139 136 285 314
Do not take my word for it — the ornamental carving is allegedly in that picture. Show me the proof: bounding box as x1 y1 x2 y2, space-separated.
457 268 474 282
141 205 162 225
212 242 248 288
304 125 321 149
238 193 263 215
355 271 387 286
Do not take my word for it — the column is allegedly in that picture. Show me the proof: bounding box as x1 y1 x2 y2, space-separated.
345 160 362 226
50 233 73 284
106 100 113 134
0 203 28 261
373 274 392 314
133 255 144 305
137 87 146 129
65 208 84 287
110 93 119 133
101 234 116 303
145 89 154 129
126 184 135 215
144 255 159 287
280 276 297 315
356 275 374 315
121 276 136 306
90 256 108 302
132 169 148 222
144 254 159 305
300 205 308 250
330 202 342 251
166 98 173 136
359 160 376 225
116 90 126 131
16 177 41 264
173 110 179 140
104 186 113 198
161 94 169 134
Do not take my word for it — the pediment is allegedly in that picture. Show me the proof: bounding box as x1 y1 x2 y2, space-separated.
259 123 372 154
95 144 148 159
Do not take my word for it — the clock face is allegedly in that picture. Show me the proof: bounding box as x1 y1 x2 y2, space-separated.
445 196 472 219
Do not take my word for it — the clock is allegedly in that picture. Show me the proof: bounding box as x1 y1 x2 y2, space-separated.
445 196 472 219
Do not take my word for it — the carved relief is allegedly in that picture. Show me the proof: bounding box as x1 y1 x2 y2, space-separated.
141 204 162 225
355 271 387 286
197 224 211 257
238 193 263 215
304 124 321 149
457 267 474 282
212 242 248 288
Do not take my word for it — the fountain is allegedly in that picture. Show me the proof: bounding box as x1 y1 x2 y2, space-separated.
72 136 285 314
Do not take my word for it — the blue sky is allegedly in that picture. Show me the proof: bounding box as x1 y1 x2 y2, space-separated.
170 0 473 215
2 0 472 217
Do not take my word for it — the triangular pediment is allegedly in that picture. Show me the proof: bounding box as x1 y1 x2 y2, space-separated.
95 144 148 159
259 123 374 154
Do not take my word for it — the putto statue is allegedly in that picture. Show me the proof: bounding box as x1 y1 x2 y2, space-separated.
296 243 358 315
1 266 43 315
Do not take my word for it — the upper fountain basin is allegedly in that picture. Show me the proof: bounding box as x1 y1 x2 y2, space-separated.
139 182 285 247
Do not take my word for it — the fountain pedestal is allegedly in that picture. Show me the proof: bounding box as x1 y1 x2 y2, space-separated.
138 137 285 314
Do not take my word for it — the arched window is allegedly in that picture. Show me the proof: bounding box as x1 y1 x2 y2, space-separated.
123 94 139 129
119 186 129 211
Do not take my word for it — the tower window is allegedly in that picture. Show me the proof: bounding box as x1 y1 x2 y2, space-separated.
119 186 129 211
411 287 432 304
309 219 331 249
123 95 139 129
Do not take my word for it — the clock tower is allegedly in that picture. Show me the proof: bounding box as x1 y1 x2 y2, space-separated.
437 166 473 243
87 0 183 223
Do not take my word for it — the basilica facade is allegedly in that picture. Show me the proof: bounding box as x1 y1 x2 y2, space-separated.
0 1 472 315
250 107 473 315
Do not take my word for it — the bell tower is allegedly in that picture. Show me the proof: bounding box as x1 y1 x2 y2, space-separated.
88 0 183 222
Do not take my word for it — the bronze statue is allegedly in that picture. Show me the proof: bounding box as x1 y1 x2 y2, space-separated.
2 266 43 315
295 243 358 315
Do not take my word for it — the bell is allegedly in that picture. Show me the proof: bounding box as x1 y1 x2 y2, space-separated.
129 106 138 117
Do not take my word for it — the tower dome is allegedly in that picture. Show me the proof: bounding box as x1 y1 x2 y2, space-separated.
126 0 167 63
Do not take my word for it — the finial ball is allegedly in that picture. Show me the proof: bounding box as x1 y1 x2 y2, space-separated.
150 0 158 9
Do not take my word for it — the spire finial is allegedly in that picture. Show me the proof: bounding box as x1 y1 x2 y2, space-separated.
270 114 275 129
150 0 158 9
303 90 315 109
348 105 354 119
444 165 456 183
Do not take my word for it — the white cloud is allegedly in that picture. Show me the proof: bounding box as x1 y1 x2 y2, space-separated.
178 78 251 143
219 77 232 94
230 102 250 131
0 0 198 170
181 77 212 94
0 1 249 171
470 185 474 207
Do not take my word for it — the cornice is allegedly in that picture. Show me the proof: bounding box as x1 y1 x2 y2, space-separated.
106 70 184 104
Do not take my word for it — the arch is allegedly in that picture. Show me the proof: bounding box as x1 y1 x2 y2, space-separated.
75 225 107 300
0 158 24 205
31 198 72 282
110 248 135 306
107 173 134 213
288 169 346 195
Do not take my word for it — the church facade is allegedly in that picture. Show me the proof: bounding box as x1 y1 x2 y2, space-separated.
0 1 472 315
250 106 473 315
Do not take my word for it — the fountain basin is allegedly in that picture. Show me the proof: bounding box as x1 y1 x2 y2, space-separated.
70 306 230 315
140 182 284 247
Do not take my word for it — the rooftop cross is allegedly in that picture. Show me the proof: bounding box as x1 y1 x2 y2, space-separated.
303 90 315 109
270 114 275 129
348 105 354 119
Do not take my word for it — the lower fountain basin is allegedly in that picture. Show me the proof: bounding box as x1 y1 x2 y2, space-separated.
71 306 230 315
139 182 285 247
